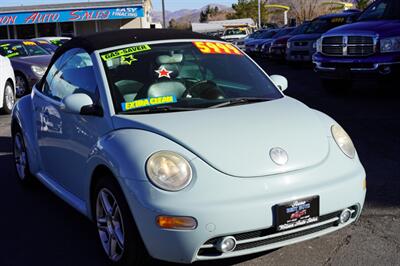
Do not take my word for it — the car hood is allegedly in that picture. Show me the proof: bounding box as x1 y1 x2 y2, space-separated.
289 33 321 42
10 55 52 67
112 97 330 177
249 38 274 45
221 34 247 40
326 20 400 38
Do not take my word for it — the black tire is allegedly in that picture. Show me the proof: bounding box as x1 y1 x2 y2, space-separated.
2 81 15 114
15 73 29 98
12 126 34 184
93 176 150 266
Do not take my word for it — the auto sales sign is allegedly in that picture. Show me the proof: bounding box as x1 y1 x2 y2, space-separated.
0 6 144 26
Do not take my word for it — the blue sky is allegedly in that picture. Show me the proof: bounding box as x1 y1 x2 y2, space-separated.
1 0 237 11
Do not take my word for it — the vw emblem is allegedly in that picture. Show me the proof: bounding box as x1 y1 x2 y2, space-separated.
269 147 288 166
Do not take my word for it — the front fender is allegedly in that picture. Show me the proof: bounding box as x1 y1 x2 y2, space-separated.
86 129 198 182
84 129 198 218
12 94 40 174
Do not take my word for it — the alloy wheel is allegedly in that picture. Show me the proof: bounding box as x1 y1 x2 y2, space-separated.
96 188 125 262
15 76 27 97
13 132 27 180
4 84 15 111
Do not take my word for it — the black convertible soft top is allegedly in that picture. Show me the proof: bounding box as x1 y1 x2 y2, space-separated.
39 29 220 88
57 29 219 57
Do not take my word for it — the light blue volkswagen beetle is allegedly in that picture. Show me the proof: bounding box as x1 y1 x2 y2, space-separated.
11 29 366 265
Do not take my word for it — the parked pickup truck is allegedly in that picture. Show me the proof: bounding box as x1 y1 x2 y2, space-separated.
313 0 400 87
286 11 359 63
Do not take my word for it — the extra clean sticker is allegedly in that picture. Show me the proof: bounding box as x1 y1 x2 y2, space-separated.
193 41 242 56
101 44 151 62
121 96 177 111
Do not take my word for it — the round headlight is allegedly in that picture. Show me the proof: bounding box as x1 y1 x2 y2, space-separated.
331 125 356 159
146 151 192 191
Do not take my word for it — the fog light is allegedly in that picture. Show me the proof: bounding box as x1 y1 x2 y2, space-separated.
379 65 391 75
156 216 197 230
339 209 352 224
216 236 236 253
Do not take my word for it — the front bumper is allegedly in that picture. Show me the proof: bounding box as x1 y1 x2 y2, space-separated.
270 46 286 59
121 139 366 264
313 52 400 79
286 46 316 62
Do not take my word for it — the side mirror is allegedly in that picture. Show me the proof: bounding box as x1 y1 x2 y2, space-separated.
61 93 102 116
270 75 288 92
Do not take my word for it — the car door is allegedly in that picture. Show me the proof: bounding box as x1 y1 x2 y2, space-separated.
32 48 112 199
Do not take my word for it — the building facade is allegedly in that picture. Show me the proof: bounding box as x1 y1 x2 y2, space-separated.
0 0 154 39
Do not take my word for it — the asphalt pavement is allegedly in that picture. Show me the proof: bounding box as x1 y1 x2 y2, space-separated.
0 60 399 266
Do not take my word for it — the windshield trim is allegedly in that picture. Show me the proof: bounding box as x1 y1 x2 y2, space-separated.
94 39 285 116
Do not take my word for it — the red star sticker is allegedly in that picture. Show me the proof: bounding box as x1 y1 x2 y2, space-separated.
155 66 173 79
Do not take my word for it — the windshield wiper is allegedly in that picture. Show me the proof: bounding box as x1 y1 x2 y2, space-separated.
207 97 273 109
120 105 199 114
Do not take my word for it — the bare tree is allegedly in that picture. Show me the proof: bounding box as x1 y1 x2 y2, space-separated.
282 0 330 23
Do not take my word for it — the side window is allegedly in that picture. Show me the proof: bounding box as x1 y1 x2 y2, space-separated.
42 49 97 101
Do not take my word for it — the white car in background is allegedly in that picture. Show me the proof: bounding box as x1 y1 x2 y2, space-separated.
221 28 250 43
0 55 16 114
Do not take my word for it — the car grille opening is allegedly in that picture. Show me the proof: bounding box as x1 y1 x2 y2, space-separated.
197 205 358 258
294 41 309 46
321 36 375 57
320 62 375 69
290 51 309 56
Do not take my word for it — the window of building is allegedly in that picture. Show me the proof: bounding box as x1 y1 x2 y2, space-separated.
38 23 57 37
98 20 121 32
0 26 8 39
75 21 96 36
16 24 35 39
60 22 74 37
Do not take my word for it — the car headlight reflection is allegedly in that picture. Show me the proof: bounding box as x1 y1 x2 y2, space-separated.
31 65 47 77
331 125 356 159
146 151 192 191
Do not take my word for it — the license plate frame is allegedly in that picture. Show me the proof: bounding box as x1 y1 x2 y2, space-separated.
276 196 320 231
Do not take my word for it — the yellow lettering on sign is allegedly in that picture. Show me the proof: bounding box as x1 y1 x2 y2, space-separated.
101 44 151 61
193 41 243 56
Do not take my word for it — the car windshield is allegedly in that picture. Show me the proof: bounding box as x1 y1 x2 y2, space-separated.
358 0 400 21
0 41 49 58
257 30 277 39
304 16 347 34
49 39 69 47
224 29 247 36
35 41 58 53
273 28 294 38
290 23 310 35
100 41 282 114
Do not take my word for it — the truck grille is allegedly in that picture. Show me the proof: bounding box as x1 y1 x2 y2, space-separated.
322 36 376 57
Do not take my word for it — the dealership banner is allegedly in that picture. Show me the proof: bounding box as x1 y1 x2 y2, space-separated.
0 6 144 26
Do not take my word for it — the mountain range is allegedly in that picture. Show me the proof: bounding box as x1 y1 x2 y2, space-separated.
151 4 233 24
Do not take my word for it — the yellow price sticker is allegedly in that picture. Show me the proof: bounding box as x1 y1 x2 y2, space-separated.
193 41 242 56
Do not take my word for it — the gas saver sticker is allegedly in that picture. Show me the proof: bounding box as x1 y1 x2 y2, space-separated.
101 44 151 62
121 96 177 111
